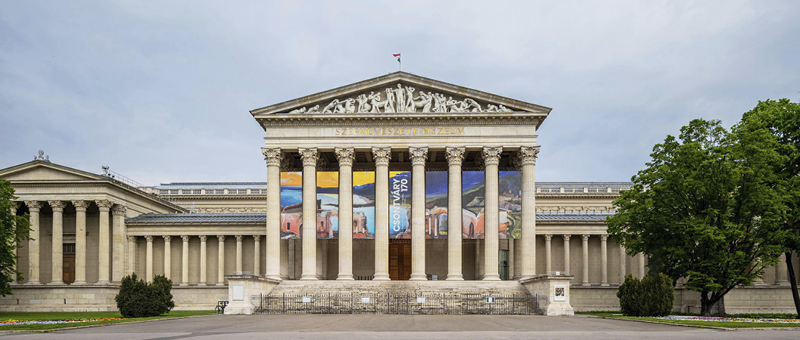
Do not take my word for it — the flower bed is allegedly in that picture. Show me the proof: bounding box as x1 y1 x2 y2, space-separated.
658 316 800 323
0 318 123 326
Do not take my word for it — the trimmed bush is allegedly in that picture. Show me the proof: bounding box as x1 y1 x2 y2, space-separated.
617 273 674 317
115 273 175 318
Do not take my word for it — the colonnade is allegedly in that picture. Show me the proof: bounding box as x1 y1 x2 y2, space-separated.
263 146 541 281
542 234 647 285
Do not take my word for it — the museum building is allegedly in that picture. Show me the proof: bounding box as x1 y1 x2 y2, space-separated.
1 72 797 314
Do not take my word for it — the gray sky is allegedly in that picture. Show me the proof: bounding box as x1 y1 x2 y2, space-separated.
2 0 798 185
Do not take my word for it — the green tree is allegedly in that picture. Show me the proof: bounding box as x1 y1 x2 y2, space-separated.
0 179 31 296
739 98 800 316
607 119 787 316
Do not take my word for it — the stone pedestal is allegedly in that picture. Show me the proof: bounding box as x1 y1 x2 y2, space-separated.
224 275 281 315
520 275 575 316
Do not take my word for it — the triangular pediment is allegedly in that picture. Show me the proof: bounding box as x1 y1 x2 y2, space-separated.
251 72 551 116
0 161 103 182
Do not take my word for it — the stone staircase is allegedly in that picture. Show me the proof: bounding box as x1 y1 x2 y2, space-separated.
268 279 531 296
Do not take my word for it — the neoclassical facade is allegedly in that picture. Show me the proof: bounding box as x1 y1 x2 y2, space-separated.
1 72 797 313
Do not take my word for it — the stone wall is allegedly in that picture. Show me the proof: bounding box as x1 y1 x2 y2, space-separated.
0 286 226 312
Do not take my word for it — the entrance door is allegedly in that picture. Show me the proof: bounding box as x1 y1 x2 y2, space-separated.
389 241 411 280
63 243 75 284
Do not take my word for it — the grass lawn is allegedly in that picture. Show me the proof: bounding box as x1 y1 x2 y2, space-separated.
579 311 800 329
0 310 216 331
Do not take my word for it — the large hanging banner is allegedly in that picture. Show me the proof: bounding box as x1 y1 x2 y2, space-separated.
353 171 376 239
316 172 339 239
389 171 411 239
499 171 522 239
279 172 302 239
426 171 448 239
462 171 485 239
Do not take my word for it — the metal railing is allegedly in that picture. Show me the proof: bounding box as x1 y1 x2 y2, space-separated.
252 293 543 315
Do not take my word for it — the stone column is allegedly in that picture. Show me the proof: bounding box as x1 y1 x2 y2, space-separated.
409 146 428 281
638 253 646 279
544 234 552 275
581 234 590 286
519 146 539 278
199 235 208 285
24 201 40 284
253 235 261 276
111 205 127 282
96 200 113 284
163 235 172 280
563 235 571 275
235 235 243 274
9 205 17 284
776 253 789 286
262 148 282 280
127 236 136 276
145 235 154 282
180 235 189 286
335 147 355 280
600 234 609 286
482 146 502 281
619 244 627 283
446 147 465 280
299 147 318 280
218 235 226 284
48 201 66 285
372 147 391 281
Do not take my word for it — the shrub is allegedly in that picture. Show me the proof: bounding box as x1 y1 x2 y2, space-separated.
617 273 674 317
115 273 175 318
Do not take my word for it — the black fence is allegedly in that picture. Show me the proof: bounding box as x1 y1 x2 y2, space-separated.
252 293 546 315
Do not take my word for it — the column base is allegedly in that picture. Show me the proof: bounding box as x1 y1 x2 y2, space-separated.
97 280 110 285
601 283 610 287
336 274 354 281
179 283 189 287
372 273 390 281
23 281 41 286
581 283 591 287
446 274 464 281
775 281 790 287
409 273 427 281
264 274 281 281
299 275 318 281
71 280 88 286
46 281 65 286
482 274 501 281
752 281 767 286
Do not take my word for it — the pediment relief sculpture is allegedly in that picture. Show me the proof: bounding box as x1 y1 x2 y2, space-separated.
287 83 514 114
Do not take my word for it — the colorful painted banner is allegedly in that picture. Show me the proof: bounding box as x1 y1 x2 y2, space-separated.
279 172 302 239
353 171 376 239
426 171 448 239
462 171 485 239
499 171 522 239
389 171 411 239
316 171 339 239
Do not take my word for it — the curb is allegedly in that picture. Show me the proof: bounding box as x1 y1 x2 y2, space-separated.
0 313 218 333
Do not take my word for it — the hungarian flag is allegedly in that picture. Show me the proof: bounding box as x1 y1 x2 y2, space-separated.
393 53 401 62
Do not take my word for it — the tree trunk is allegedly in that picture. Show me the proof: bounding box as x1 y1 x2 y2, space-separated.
700 292 711 316
786 252 800 317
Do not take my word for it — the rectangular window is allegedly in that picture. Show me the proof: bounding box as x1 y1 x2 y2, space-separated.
169 189 179 195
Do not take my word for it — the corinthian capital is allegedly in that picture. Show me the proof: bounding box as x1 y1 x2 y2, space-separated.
262 148 282 167
482 147 503 166
24 201 41 212
112 205 127 216
335 147 355 167
445 147 465 166
298 148 319 167
48 201 66 212
72 200 89 212
95 200 113 211
518 146 540 166
409 147 428 166
372 147 391 167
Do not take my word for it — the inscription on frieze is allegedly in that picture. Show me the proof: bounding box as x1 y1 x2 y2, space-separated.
334 127 466 136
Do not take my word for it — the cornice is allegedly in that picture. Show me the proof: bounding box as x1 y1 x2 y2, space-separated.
258 113 544 128
10 180 187 212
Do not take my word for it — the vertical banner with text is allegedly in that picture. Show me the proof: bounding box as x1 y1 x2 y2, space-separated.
389 171 411 239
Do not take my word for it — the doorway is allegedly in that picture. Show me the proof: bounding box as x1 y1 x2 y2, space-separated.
63 243 75 284
389 240 411 280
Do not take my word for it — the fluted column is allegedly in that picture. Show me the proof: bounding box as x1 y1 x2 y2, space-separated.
776 253 789 286
217 235 226 284
372 147 391 281
199 235 208 285
162 235 172 280
253 235 261 276
482 146 502 281
619 244 627 283
336 147 355 280
638 253 646 279
24 201 40 284
582 234 590 286
409 146 428 281
446 147 465 280
127 236 136 276
544 234 552 275
111 205 127 282
299 148 318 280
235 235 243 274
262 148 282 280
9 205 18 284
600 234 609 286
180 235 189 286
48 201 66 285
563 235 571 275
96 200 113 284
519 147 539 278
145 235 154 282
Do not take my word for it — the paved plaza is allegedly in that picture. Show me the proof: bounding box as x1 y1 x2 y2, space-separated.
1 315 798 340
